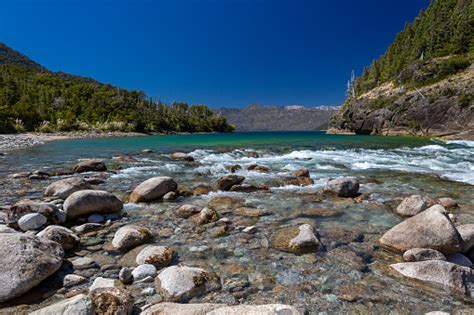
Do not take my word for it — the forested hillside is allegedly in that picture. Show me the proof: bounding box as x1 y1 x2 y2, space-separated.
0 43 234 134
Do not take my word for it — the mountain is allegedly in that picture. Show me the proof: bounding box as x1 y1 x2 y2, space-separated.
0 43 234 134
214 104 339 131
329 0 474 139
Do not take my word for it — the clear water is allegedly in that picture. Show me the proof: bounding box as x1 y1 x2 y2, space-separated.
1 131 474 313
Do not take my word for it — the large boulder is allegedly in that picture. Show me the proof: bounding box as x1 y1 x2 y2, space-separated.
72 159 107 173
37 225 80 251
216 175 245 191
170 152 195 162
379 205 462 254
271 224 320 254
390 260 474 295
208 304 301 315
155 266 221 302
396 195 427 216
323 178 359 197
44 177 92 199
63 190 123 220
129 177 178 203
111 225 152 251
136 245 173 268
0 234 64 302
456 224 474 253
89 287 134 315
30 294 94 315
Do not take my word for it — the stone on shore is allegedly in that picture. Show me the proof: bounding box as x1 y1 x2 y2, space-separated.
90 277 116 291
136 245 173 268
111 225 152 251
216 175 245 191
207 304 301 315
390 260 474 295
63 274 86 287
44 177 92 199
63 190 123 220
18 213 47 231
170 152 195 162
132 264 157 281
129 176 178 203
155 266 221 302
37 225 80 251
396 195 427 216
29 294 94 315
0 233 64 303
323 178 359 197
174 204 201 219
437 197 458 209
72 159 107 173
403 248 446 262
191 207 218 225
272 224 320 254
8 200 64 227
119 267 134 284
90 287 133 315
379 205 462 254
456 224 474 253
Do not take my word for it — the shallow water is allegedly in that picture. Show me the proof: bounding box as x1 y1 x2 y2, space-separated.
1 132 474 313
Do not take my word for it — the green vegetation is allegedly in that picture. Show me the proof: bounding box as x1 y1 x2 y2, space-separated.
0 44 234 134
354 0 474 95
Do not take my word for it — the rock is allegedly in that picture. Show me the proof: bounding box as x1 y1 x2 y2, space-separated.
170 152 195 162
89 277 115 291
63 274 86 287
282 176 314 186
234 207 271 217
89 287 133 315
132 264 157 281
8 200 63 227
208 196 245 210
119 267 134 284
379 205 462 254
243 226 257 234
437 197 458 209
87 213 105 223
294 168 311 178
29 294 94 315
63 190 123 220
191 207 219 225
136 245 173 268
37 225 80 251
247 164 270 172
0 233 64 302
44 177 92 199
216 175 245 191
28 170 50 180
72 159 107 173
323 178 359 197
272 224 320 254
209 225 230 238
0 224 17 233
72 223 103 234
129 176 178 203
155 266 221 302
319 227 364 245
141 149 153 154
141 303 225 315
207 304 301 315
193 184 213 195
174 204 201 219
446 253 473 268
71 257 97 270
396 195 428 216
112 225 152 251
230 184 268 193
456 224 474 253
403 248 447 262
17 213 47 231
293 207 340 218
390 260 474 295
225 164 241 173
163 191 177 201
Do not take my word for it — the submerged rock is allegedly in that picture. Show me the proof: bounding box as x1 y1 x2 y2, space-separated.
323 178 359 197
0 233 64 303
89 287 133 315
30 294 94 315
403 248 446 262
208 196 245 210
216 175 245 191
379 205 462 254
37 225 80 251
129 176 178 203
272 224 320 254
191 207 219 225
136 245 173 268
396 195 427 216
112 225 152 251
72 159 107 173
174 204 201 219
234 207 271 217
155 266 221 302
44 177 92 199
171 152 195 162
390 260 474 296
63 190 123 220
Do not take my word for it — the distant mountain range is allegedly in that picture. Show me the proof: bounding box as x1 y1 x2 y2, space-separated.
214 105 339 131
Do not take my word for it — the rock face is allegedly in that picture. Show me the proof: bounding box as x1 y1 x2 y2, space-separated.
112 225 152 251
323 178 359 197
44 177 92 199
0 233 64 302
403 248 446 262
30 294 94 315
89 287 134 315
155 266 221 302
216 175 245 191
63 190 123 220
37 225 80 251
129 177 178 203
207 304 301 315
17 213 47 231
136 245 173 268
390 260 474 295
272 224 320 254
396 195 427 216
379 205 462 254
72 159 107 173
456 224 474 253
170 152 195 162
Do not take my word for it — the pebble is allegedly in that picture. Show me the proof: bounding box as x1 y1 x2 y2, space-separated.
18 213 47 231
119 267 134 284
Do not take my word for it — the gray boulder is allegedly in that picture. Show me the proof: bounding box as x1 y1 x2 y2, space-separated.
0 233 64 302
396 195 427 216
323 178 359 197
129 177 178 203
44 177 92 199
63 190 123 220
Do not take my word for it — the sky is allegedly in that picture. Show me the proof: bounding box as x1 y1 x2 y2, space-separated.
0 0 429 108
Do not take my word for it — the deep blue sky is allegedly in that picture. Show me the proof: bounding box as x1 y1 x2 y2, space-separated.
1 0 428 108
